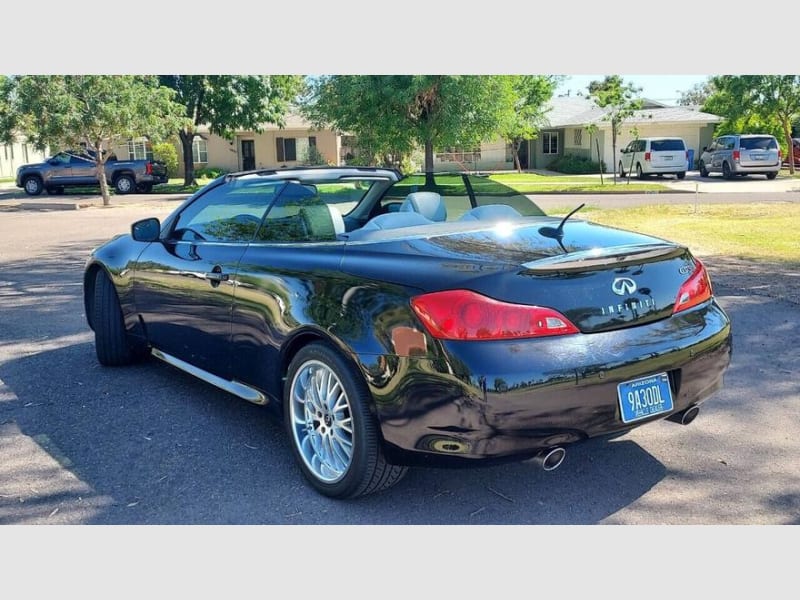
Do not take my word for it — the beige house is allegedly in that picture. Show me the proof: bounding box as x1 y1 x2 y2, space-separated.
1 137 49 179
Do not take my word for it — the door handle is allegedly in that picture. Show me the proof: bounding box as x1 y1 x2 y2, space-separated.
204 271 229 283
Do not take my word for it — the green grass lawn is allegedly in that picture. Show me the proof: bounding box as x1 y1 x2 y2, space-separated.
489 172 671 193
561 203 800 263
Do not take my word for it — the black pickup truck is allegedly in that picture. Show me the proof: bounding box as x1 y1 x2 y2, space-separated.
15 150 169 195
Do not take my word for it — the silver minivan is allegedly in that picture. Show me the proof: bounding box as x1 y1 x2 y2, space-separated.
618 137 688 179
699 134 780 180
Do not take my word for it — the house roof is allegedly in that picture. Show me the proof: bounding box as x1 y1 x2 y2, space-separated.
543 96 722 128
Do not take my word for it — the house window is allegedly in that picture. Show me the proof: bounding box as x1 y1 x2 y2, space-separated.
276 137 297 162
192 136 208 164
127 137 153 161
309 136 316 148
573 129 583 146
542 132 558 155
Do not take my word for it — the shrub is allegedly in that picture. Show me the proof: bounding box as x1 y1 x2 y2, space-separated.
195 166 229 179
548 154 606 174
152 142 179 177
302 145 329 166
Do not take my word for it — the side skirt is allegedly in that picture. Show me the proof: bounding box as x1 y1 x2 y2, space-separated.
151 348 268 405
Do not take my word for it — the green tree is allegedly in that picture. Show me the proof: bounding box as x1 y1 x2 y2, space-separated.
499 75 560 172
678 79 715 107
159 75 306 186
587 75 644 183
704 75 800 175
303 75 515 181
0 75 185 205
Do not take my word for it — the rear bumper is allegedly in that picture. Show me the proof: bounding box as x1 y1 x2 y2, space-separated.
360 299 732 467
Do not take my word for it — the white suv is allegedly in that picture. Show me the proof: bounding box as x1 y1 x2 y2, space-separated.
618 137 688 179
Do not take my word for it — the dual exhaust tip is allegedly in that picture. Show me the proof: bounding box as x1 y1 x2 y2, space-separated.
668 404 700 426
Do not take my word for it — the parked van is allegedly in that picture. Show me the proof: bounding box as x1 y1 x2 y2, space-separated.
618 137 688 179
699 134 780 180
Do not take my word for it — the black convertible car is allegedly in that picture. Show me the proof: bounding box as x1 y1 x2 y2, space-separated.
83 167 732 498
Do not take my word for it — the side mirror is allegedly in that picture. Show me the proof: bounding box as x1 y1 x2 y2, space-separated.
131 217 161 242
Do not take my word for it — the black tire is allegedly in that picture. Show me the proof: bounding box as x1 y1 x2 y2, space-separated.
766 171 778 180
722 161 733 180
92 270 147 366
22 176 43 196
618 162 626 178
699 161 709 177
284 342 407 499
676 171 686 180
636 164 647 179
114 174 135 194
136 183 153 194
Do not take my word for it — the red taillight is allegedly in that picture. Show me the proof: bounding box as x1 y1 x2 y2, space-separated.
733 150 740 162
644 151 651 161
146 162 152 175
673 259 713 313
410 290 579 341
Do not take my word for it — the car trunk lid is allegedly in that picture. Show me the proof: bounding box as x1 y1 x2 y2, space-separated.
342 219 700 333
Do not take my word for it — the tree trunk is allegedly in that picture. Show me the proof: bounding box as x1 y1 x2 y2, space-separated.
595 138 604 185
179 129 196 187
781 118 795 176
96 158 110 206
424 139 435 187
512 140 521 173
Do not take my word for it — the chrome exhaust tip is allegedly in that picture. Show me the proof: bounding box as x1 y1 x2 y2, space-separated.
680 405 700 425
530 447 566 471
667 404 700 425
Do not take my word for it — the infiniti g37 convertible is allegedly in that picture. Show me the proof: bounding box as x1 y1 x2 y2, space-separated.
83 167 732 498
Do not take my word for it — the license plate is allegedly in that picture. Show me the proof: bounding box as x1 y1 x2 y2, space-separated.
662 155 673 160
617 372 673 423
750 153 766 160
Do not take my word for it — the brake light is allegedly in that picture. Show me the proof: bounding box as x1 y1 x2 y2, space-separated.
644 151 651 161
673 259 713 313
410 290 579 340
146 162 152 175
733 150 740 162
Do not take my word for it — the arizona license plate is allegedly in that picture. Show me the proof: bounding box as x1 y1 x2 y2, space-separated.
617 372 673 423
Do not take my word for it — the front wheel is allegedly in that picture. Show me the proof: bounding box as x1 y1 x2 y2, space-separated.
284 343 407 499
114 174 135 194
618 162 626 178
92 270 147 366
23 176 43 196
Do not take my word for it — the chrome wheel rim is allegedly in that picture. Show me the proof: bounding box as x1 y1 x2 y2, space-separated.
289 360 354 483
25 179 39 194
118 178 132 193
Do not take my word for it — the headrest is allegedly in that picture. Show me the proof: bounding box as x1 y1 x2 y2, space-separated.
400 191 446 222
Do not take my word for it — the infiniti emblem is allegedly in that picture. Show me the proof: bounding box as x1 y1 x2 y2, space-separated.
612 277 637 296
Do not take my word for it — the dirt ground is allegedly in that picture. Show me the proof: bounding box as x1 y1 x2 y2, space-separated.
703 256 800 306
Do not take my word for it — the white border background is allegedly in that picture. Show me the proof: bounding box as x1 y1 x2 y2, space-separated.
2 1 797 597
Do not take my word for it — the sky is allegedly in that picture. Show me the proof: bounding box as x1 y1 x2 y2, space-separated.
555 75 711 105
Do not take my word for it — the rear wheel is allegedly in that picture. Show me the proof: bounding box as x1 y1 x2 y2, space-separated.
23 176 43 196
636 164 647 179
284 342 407 499
722 161 733 180
766 171 778 180
699 161 709 177
92 270 147 366
114 174 135 194
676 171 686 180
